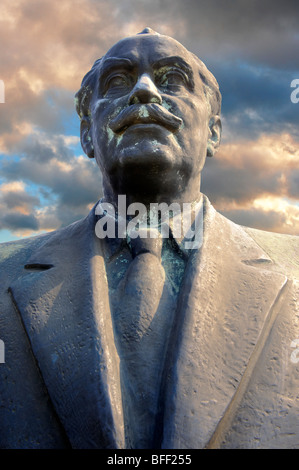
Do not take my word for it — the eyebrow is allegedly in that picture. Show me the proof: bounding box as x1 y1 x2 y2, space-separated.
152 56 193 74
152 56 195 88
99 57 134 80
98 55 195 91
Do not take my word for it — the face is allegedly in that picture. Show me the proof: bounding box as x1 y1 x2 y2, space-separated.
86 33 214 202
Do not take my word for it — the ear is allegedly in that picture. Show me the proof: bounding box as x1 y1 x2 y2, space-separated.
207 115 222 157
80 116 94 158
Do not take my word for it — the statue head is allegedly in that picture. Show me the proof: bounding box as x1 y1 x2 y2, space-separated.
75 28 222 205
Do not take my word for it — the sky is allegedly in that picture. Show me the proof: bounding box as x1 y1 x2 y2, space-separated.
0 0 298 242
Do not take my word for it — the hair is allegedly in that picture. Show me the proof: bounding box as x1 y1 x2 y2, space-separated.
191 53 222 117
75 35 221 122
75 57 103 120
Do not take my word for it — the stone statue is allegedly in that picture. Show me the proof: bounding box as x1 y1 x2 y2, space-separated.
0 28 299 449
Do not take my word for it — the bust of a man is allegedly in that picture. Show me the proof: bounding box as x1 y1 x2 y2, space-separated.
0 28 298 450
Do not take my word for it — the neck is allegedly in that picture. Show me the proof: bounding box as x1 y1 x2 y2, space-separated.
102 178 202 212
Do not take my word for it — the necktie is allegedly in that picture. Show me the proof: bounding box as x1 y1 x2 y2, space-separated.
113 228 165 344
110 228 178 448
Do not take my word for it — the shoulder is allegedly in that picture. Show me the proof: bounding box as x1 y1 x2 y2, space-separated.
205 195 299 279
0 216 87 284
0 205 97 286
243 225 299 279
0 233 52 284
0 233 50 263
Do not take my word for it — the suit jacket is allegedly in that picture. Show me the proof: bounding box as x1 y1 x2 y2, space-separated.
0 195 299 449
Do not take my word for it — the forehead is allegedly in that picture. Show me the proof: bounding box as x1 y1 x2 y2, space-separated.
102 34 196 70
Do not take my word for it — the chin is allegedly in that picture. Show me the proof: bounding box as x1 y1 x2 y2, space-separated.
108 153 188 202
118 140 180 169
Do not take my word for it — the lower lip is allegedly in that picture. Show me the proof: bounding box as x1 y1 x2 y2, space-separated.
121 123 170 133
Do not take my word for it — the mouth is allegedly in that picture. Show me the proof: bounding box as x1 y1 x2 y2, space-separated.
109 103 183 134
117 122 169 134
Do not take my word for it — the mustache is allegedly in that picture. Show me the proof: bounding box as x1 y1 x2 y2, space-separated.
109 104 183 134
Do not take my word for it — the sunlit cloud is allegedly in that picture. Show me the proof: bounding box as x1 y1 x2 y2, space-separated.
201 132 299 234
0 0 298 241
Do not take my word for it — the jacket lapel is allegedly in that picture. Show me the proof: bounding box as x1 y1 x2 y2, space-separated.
161 197 287 449
9 208 125 449
8 197 289 449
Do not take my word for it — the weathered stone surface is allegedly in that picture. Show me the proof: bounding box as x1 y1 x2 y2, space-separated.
0 29 298 449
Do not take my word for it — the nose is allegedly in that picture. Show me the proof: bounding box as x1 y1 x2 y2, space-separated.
129 74 162 105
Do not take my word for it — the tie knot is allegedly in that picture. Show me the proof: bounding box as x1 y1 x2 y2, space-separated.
128 227 163 260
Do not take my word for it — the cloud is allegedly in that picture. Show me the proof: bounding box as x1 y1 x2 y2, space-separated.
212 62 299 142
0 180 40 232
201 132 299 234
220 195 299 235
0 181 40 210
1 0 297 144
1 0 297 152
1 212 39 231
133 0 299 69
202 132 299 204
288 169 299 199
220 207 286 233
0 0 298 240
0 131 102 236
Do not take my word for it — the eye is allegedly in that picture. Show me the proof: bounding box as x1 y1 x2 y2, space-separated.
158 70 188 90
104 73 133 96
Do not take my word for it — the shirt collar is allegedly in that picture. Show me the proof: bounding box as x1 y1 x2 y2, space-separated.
95 195 204 259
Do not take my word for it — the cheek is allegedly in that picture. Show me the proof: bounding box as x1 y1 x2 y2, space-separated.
164 96 209 131
91 98 126 143
166 97 210 173
91 99 128 172
184 98 209 126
